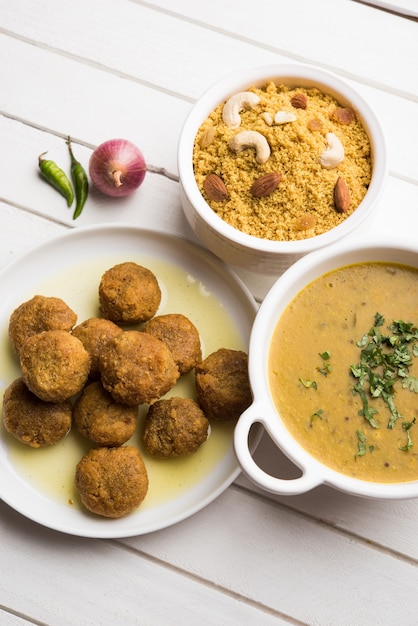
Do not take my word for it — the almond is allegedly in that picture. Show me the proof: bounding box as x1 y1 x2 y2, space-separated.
334 177 350 213
291 93 308 109
203 173 229 202
250 172 281 198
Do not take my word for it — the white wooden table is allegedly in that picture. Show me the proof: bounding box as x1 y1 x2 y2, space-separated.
1 1 418 624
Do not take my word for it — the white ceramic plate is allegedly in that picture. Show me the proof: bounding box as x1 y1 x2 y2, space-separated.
0 224 258 538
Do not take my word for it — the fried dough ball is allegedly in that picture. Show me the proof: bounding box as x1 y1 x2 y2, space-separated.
99 262 161 324
2 378 72 448
73 381 138 447
143 313 202 375
75 446 148 518
72 317 123 379
8 294 77 355
195 348 252 421
19 329 91 402
99 330 179 406
143 397 209 458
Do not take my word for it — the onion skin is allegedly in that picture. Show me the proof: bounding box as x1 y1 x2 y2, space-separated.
89 139 146 197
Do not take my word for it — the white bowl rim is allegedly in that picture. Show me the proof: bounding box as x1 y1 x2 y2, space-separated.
178 62 387 255
234 238 418 499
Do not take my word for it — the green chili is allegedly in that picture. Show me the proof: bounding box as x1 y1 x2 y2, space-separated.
67 137 89 220
38 152 74 207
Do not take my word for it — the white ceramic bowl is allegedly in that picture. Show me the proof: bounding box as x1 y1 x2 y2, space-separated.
234 240 418 499
178 64 387 276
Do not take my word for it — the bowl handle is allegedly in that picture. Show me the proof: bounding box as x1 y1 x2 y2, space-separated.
234 404 323 495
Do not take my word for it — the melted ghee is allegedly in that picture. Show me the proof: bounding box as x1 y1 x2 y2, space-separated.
0 255 245 510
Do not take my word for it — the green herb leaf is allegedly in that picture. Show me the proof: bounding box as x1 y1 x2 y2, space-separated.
357 333 369 348
402 376 418 393
355 430 367 458
399 418 416 451
374 313 385 327
384 391 402 429
299 378 317 390
317 351 332 376
317 363 332 376
310 408 324 424
350 362 366 383
353 383 379 428
399 430 414 452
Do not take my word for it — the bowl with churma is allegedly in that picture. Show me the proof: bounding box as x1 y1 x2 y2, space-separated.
178 63 387 275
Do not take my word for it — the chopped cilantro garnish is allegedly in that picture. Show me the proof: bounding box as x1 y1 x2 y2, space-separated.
355 430 367 458
310 408 324 424
352 383 379 428
399 418 416 451
402 376 418 393
299 378 317 390
317 350 332 376
351 313 418 432
319 351 331 360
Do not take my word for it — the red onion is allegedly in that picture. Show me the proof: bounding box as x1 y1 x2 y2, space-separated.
89 139 146 197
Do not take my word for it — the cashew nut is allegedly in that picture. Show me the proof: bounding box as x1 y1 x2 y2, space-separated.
262 112 273 126
229 130 271 164
274 110 297 124
319 132 345 168
222 91 261 129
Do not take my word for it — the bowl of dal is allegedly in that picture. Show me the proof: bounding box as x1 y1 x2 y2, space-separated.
178 63 387 276
234 240 418 499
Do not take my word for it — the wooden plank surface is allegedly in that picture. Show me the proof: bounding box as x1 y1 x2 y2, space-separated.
0 501 288 626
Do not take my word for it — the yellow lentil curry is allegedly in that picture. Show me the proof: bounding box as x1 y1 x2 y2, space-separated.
193 82 372 242
269 262 418 483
